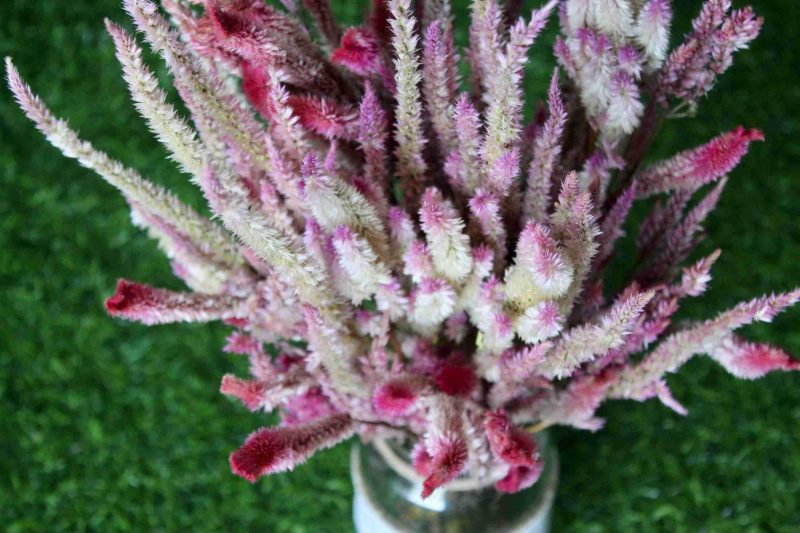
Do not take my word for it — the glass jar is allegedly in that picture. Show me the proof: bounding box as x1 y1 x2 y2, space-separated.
351 432 558 532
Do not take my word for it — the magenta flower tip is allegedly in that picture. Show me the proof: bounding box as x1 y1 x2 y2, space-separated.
229 428 284 483
495 463 544 494
105 279 148 316
434 364 477 397
485 410 539 466
420 440 468 499
373 379 419 416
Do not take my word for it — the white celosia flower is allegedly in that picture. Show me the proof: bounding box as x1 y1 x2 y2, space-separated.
588 0 635 42
107 21 205 179
403 240 435 282
388 207 417 255
538 289 655 379
332 225 391 303
389 0 427 185
302 155 390 262
634 0 672 71
375 278 409 321
604 71 644 139
419 188 473 284
504 221 575 309
470 276 505 332
573 32 616 118
516 301 564 344
480 311 515 355
566 0 591 33
528 249 575 299
411 277 456 327
456 246 495 314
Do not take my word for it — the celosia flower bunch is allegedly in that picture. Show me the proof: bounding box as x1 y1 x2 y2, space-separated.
8 0 798 497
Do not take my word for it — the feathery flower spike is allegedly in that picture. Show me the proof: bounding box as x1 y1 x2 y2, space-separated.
389 0 428 207
105 279 245 325
230 414 355 482
636 126 764 198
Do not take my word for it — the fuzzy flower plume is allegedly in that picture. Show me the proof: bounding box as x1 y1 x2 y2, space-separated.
635 126 764 198
8 0 797 499
419 396 469 498
105 279 245 325
230 414 355 482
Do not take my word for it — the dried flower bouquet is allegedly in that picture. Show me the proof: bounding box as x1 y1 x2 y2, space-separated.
7 0 798 498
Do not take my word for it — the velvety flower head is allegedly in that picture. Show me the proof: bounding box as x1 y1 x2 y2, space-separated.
373 376 426 416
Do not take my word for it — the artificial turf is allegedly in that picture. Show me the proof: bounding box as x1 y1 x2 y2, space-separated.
0 0 798 531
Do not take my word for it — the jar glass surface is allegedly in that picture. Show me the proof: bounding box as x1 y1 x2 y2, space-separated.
351 431 558 533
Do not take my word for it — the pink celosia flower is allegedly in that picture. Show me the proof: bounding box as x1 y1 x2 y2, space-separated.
419 188 473 283
533 369 620 431
373 377 426 416
505 221 574 306
449 93 483 194
220 374 268 411
710 336 800 380
496 463 544 493
499 343 552 383
281 387 337 426
224 331 264 359
105 279 245 325
422 21 459 155
636 126 764 198
411 277 456 327
403 240 434 282
660 0 762 102
524 70 566 221
332 27 383 77
484 410 538 466
411 440 434 476
286 95 358 140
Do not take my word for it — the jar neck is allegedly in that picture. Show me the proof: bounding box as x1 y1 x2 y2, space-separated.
371 438 506 492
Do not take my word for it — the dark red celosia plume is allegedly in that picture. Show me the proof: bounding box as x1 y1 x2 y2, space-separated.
434 364 477 397
495 463 544 494
206 0 349 96
230 414 354 482
372 378 423 416
421 439 469 499
331 28 382 77
286 95 358 140
240 60 272 119
105 279 155 315
484 410 539 466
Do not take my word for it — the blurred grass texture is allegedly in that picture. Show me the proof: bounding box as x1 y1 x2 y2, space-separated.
1 0 798 531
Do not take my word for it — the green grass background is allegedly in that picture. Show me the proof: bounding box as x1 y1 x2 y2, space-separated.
1 0 798 531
